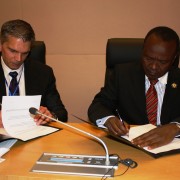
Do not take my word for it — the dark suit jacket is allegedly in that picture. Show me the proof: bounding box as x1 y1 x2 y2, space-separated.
0 59 67 122
88 62 180 125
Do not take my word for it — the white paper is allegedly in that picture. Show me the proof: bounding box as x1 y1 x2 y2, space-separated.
0 139 17 158
0 141 13 163
1 96 59 141
121 124 180 154
129 124 156 140
0 147 9 157
143 137 180 154
0 128 9 136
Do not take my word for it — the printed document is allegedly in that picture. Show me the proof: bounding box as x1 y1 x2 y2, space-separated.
1 96 59 141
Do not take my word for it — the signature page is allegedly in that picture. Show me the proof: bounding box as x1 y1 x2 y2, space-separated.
2 96 59 141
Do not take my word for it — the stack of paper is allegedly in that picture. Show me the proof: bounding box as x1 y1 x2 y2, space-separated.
0 139 17 162
0 95 60 162
1 96 59 141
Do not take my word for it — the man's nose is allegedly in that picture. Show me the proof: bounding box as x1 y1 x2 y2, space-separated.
15 53 23 61
151 61 159 70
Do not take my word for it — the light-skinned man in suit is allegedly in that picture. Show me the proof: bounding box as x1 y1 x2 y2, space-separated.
88 26 180 149
0 19 67 127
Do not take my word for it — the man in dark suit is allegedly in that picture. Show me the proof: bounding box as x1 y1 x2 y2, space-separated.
0 19 67 127
88 26 180 149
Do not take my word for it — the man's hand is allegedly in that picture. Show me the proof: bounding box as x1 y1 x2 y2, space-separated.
33 106 53 125
132 123 179 149
105 117 129 136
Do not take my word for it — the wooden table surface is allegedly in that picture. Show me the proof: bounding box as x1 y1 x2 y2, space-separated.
0 122 179 180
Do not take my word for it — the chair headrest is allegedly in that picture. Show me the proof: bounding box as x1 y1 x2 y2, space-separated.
106 38 179 68
106 38 143 68
27 41 46 64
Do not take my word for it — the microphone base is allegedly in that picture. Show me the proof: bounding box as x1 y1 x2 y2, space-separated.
31 152 119 177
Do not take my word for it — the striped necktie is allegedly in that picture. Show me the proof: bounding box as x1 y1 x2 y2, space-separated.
146 79 158 125
9 71 19 96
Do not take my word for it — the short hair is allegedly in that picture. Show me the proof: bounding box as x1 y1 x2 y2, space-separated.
144 26 180 54
0 19 35 43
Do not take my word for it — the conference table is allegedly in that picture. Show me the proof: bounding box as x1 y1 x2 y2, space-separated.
0 122 179 180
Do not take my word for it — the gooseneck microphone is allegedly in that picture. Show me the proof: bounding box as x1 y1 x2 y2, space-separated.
29 107 110 165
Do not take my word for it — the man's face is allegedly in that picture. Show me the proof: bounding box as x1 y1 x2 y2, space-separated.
0 35 31 70
142 34 177 80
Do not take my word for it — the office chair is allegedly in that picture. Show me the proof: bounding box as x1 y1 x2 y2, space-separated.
105 38 179 83
106 38 143 69
105 38 143 84
27 41 46 64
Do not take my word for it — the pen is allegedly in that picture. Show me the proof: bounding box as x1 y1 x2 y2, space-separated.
116 109 129 136
116 109 125 127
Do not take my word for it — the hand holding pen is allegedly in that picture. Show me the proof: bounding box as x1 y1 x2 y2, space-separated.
115 109 129 136
104 109 129 136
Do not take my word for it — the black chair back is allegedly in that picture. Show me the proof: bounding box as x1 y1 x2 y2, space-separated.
105 38 179 84
106 38 143 68
27 41 46 64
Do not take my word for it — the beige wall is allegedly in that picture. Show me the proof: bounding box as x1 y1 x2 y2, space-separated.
1 0 180 121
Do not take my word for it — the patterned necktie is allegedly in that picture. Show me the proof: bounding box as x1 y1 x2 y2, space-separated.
9 71 19 96
146 79 158 125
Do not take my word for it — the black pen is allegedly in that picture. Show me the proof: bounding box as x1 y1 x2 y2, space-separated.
116 109 129 136
116 109 125 127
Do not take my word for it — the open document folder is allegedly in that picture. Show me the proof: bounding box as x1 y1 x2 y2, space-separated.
121 124 180 156
72 115 180 158
0 95 59 141
103 124 180 158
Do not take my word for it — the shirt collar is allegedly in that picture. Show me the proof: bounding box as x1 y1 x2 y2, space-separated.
1 57 24 76
145 72 168 85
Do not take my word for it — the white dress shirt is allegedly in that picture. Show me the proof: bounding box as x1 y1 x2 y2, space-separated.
1 58 25 96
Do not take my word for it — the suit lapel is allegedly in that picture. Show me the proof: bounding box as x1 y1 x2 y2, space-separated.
131 64 148 122
161 68 180 123
24 60 34 95
0 62 7 102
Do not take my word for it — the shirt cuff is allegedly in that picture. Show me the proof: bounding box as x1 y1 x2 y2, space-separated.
96 116 115 128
